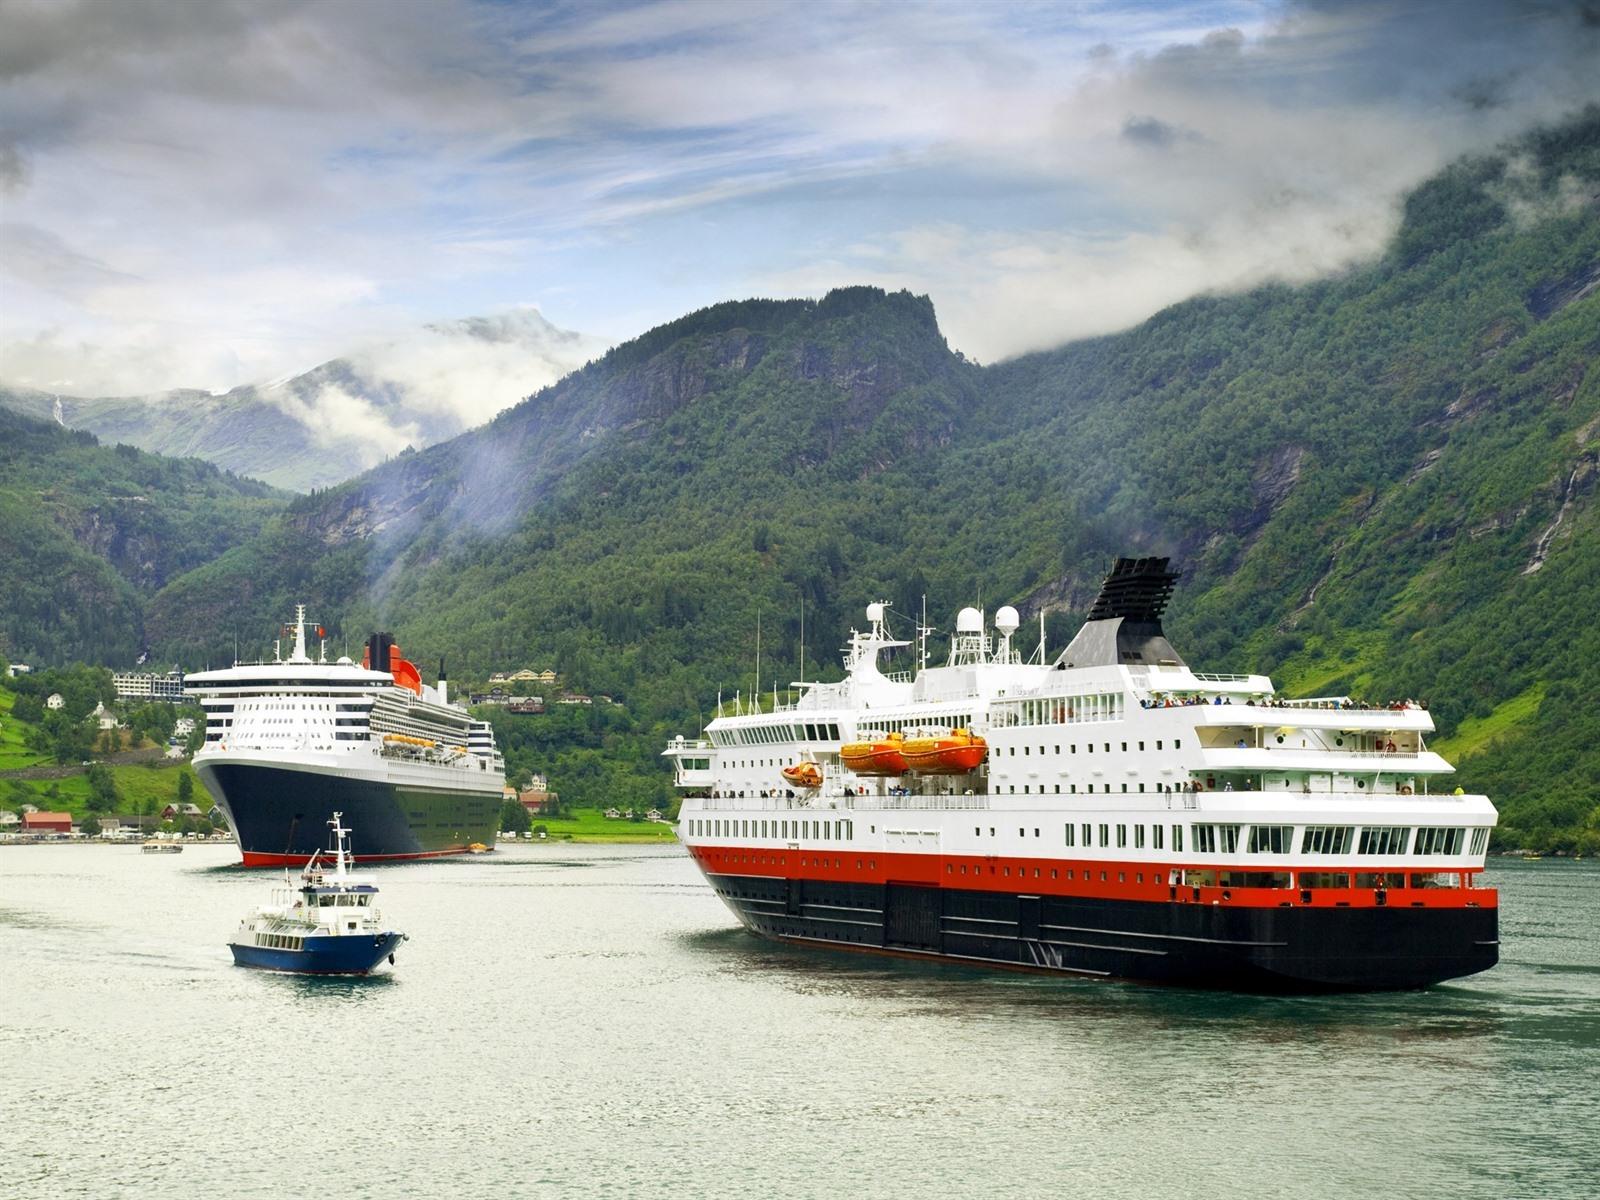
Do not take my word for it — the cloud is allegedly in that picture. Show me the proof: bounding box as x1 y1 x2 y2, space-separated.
1 0 1599 388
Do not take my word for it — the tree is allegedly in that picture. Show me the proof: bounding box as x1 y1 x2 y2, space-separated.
177 772 194 805
499 797 531 833
84 762 119 812
80 815 102 838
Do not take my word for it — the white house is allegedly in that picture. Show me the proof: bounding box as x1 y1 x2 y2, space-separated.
46 693 64 710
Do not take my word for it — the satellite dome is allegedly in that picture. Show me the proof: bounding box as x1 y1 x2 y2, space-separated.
956 606 983 634
336 656 354 666
995 606 1020 635
866 602 886 623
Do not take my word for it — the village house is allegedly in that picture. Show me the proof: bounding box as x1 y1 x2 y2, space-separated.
22 811 72 834
46 693 65 710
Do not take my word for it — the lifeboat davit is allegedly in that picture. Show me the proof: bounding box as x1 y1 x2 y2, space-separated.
901 729 988 774
839 732 908 776
781 761 823 789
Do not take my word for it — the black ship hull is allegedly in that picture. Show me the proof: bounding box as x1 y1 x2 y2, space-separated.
702 871 1499 992
196 760 500 866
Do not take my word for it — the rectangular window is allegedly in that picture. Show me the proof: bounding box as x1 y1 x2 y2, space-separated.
1081 822 1092 846
1173 825 1184 852
1469 827 1489 856
1358 826 1411 855
1064 824 1076 847
1415 827 1466 856
1302 825 1356 855
1248 825 1292 854
1116 824 1127 849
1153 825 1164 850
1098 823 1110 847
1134 825 1146 849
1191 824 1241 854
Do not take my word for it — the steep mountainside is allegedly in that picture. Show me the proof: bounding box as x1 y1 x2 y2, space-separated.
0 409 283 665
35 110 1600 847
0 310 607 492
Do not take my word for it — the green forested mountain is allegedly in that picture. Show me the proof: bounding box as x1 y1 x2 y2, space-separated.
0 410 282 665
17 111 1600 848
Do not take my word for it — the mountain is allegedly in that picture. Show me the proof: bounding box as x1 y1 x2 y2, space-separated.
0 408 282 665
18 110 1600 847
0 309 608 492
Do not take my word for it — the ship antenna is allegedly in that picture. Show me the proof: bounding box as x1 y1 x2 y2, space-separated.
798 594 805 685
754 608 761 711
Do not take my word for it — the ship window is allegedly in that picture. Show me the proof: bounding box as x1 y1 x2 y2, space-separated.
1153 825 1164 850
1358 826 1411 855
1071 744 1076 754
1469 828 1489 856
1122 742 1128 752
1175 739 1182 749
1070 784 1076 794
1139 741 1145 751
1138 783 1145 793
1122 783 1128 793
1024 746 1029 756
1081 822 1091 845
1156 741 1163 750
1104 743 1110 753
1086 744 1092 754
1248 825 1291 854
1172 825 1183 852
1098 823 1109 847
1134 825 1145 849
1116 825 1127 848
1415 827 1465 856
1064 824 1075 847
1302 825 1355 855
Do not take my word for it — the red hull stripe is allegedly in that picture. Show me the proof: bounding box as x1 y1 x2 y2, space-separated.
238 847 475 868
688 845 1497 910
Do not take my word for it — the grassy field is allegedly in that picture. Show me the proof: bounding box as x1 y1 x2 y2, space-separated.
0 687 51 770
3 760 200 822
517 808 678 843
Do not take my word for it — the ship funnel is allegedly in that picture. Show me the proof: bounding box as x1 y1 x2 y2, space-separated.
438 657 448 705
364 632 395 673
1054 557 1186 669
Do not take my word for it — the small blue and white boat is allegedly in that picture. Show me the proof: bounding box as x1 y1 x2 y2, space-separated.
228 812 406 975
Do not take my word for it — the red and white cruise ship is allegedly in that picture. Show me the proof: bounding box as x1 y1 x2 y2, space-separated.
664 558 1499 991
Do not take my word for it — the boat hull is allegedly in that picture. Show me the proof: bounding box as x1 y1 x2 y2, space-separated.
196 760 500 867
229 931 404 975
696 869 1498 991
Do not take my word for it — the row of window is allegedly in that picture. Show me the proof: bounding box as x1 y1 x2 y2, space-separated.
858 715 975 738
689 818 854 841
711 722 843 748
254 932 304 951
1001 737 1181 757
691 814 1486 859
992 692 1126 728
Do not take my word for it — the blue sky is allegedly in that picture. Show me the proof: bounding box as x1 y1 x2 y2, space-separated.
2 0 1598 399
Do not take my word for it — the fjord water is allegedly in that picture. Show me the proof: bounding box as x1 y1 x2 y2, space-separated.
2 848 1594 1200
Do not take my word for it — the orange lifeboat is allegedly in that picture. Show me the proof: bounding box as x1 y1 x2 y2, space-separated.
840 732 908 776
781 761 823 789
901 728 988 774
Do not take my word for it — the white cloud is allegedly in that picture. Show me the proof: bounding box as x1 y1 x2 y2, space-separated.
0 0 1597 391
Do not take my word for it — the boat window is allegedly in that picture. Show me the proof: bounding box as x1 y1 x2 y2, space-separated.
1064 824 1076 847
1415 827 1465 856
1152 825 1164 850
1302 825 1355 855
1172 825 1184 852
1469 828 1489 856
1116 824 1127 848
1358 826 1411 855
1248 825 1292 854
1081 822 1091 845
1098 823 1109 847
1134 825 1146 849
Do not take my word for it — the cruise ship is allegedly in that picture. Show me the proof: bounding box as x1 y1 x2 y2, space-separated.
187 607 505 866
664 558 1499 990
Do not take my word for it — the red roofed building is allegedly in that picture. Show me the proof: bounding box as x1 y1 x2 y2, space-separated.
22 811 72 833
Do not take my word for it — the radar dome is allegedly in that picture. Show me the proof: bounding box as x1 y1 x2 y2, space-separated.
956 606 983 634
866 602 886 623
336 656 354 666
995 606 1020 635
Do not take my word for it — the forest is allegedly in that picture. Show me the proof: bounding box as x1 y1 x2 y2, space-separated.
4 110 1598 851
